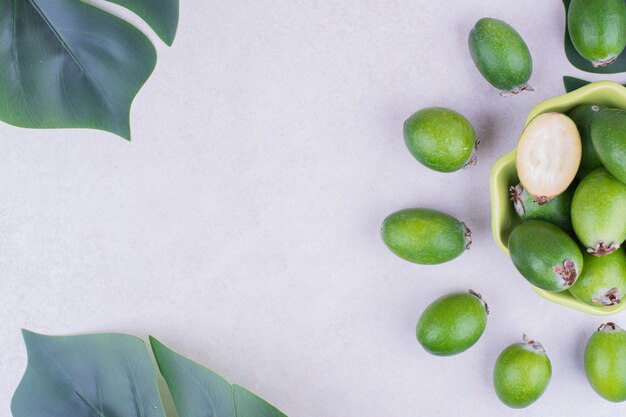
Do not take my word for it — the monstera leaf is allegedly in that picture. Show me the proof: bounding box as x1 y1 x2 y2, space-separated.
563 76 592 92
107 0 178 46
11 331 289 417
0 0 178 140
562 0 626 74
11 330 167 417
150 337 288 417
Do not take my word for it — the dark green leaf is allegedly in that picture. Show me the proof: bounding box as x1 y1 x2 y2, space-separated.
150 337 235 417
12 330 166 417
150 337 288 417
107 0 179 46
233 385 288 417
563 76 591 92
0 0 177 139
562 0 626 74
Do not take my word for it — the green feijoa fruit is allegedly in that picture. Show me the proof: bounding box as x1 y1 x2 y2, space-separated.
508 220 583 292
568 0 626 68
493 335 551 409
416 290 488 356
569 250 626 306
584 323 626 402
572 168 626 256
381 208 471 265
509 183 573 231
468 18 533 95
568 104 607 179
591 109 626 184
403 107 477 173
516 113 581 203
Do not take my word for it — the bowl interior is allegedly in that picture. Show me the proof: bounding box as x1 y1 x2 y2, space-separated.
490 81 626 316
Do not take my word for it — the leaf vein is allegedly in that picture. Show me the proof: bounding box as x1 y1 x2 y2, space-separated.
24 0 115 113
179 364 221 416
74 389 105 417
26 0 85 73
11 0 22 87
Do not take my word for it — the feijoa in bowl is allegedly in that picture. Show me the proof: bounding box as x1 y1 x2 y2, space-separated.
490 81 626 316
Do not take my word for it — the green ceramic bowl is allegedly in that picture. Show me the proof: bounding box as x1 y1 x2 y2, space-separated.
490 80 626 316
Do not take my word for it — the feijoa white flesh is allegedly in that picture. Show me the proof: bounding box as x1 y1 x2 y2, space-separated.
516 113 581 203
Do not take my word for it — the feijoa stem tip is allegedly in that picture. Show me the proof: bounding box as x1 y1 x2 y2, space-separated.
598 322 621 332
509 184 525 215
462 222 472 250
551 259 577 286
523 333 545 352
468 289 489 314
463 154 477 169
531 195 550 206
592 56 618 68
587 242 620 256
500 83 534 97
462 140 480 170
591 288 621 307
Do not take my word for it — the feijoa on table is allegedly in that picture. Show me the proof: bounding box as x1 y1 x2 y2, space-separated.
416 290 488 356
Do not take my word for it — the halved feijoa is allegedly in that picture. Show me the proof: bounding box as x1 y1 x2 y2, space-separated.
468 18 533 95
572 168 626 256
585 323 626 402
416 290 488 356
381 208 471 265
568 104 607 179
493 334 551 408
568 0 626 67
516 113 581 203
591 109 626 184
403 107 477 173
569 250 626 307
509 183 573 231
508 220 583 292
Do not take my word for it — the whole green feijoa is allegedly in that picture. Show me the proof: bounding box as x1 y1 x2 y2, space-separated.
508 220 583 292
381 208 471 265
569 250 626 307
572 168 626 256
403 108 477 173
591 109 626 184
416 290 488 356
509 183 573 231
493 335 551 408
568 0 626 68
569 104 607 179
468 18 533 95
584 323 626 402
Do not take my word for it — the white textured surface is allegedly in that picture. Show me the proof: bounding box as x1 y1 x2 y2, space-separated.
0 1 623 416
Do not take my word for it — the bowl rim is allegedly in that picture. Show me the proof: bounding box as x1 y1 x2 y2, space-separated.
490 80 626 316
525 80 626 122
